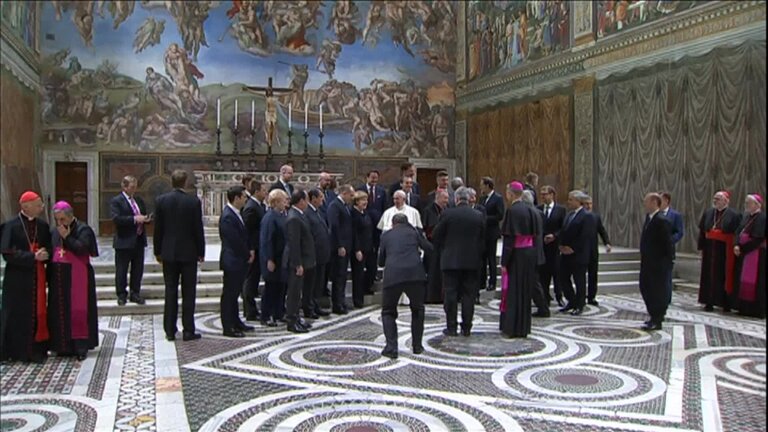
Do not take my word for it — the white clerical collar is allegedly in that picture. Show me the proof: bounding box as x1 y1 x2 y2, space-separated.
19 211 35 221
292 205 304 215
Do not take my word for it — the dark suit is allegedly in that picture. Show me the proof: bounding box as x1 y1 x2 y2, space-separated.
558 207 597 310
351 208 375 307
426 189 455 208
432 204 486 333
319 188 338 221
481 191 504 290
640 212 674 325
537 203 567 301
327 197 353 311
241 196 266 319
358 183 386 287
154 189 205 337
378 223 433 354
306 204 331 314
219 205 250 332
284 207 316 325
389 181 420 201
587 211 611 302
269 180 294 196
110 193 148 300
661 207 684 304
260 209 287 321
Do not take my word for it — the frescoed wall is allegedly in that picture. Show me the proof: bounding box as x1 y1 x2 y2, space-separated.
1 0 39 52
39 1 456 158
596 0 699 39
466 0 571 82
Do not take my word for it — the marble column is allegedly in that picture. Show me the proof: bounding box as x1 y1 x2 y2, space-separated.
572 76 595 195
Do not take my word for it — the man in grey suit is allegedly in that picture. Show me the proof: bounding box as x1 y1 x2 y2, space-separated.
378 214 433 359
284 190 316 333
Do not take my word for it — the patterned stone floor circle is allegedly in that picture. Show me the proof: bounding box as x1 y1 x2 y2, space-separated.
367 306 486 328
493 363 668 407
268 342 392 376
704 351 768 390
0 403 78 432
0 412 44 431
200 390 522 432
550 322 671 347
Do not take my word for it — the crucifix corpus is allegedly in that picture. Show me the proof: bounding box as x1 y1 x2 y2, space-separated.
243 77 293 147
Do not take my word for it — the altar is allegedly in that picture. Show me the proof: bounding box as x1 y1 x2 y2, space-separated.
194 170 342 225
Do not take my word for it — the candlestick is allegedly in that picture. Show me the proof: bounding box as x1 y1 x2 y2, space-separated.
249 126 256 156
231 124 239 155
288 104 292 130
318 131 325 171
216 98 221 128
234 99 238 129
304 102 308 131
287 129 294 165
250 100 255 129
302 129 309 172
215 127 222 156
319 103 323 131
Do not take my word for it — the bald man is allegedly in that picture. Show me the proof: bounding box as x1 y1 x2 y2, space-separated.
270 165 295 196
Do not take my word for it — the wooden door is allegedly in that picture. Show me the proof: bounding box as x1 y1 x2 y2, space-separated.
55 162 88 224
417 168 445 200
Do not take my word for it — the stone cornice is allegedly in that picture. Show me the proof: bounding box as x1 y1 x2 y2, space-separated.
0 35 41 92
457 1 765 111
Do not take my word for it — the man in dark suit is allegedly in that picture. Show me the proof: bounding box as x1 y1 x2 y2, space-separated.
524 172 539 206
378 214 433 359
388 162 420 199
269 164 295 195
284 190 316 333
241 178 267 320
480 177 504 292
639 193 674 331
537 185 567 306
432 187 486 337
219 186 255 338
660 191 684 305
318 171 337 220
558 190 597 316
583 195 612 306
110 175 149 306
400 176 421 211
327 184 355 314
154 170 205 341
358 170 386 285
426 170 454 207
305 189 332 318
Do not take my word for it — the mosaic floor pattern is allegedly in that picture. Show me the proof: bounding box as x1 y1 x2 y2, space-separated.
0 287 765 432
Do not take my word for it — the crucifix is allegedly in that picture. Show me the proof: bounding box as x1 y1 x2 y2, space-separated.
243 77 293 148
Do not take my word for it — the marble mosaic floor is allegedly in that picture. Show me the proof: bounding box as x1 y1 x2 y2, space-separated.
1 288 765 432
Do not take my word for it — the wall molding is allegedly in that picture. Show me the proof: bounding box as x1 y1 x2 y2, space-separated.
0 36 41 92
457 1 766 111
43 150 100 235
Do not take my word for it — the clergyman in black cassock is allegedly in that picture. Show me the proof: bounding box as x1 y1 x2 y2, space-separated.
0 191 52 363
422 191 448 304
697 191 742 311
48 202 99 360
500 185 540 338
732 194 766 318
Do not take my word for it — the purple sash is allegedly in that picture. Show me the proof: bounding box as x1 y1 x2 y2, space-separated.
738 232 764 302
514 235 534 248
53 246 90 339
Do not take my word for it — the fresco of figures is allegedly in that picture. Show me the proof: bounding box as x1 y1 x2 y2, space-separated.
1 1 39 51
39 1 456 158
596 1 700 39
467 0 571 82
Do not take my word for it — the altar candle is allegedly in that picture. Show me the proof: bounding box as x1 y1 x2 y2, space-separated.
304 102 309 131
250 100 255 129
234 99 238 128
319 103 323 131
288 104 292 130
216 98 221 128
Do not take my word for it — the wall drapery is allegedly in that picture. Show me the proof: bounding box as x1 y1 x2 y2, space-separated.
467 94 572 199
596 40 766 253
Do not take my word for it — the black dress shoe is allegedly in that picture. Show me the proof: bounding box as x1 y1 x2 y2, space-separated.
570 308 583 316
261 319 278 327
304 311 319 319
722 306 731 313
533 310 551 318
332 308 348 315
238 324 256 332
460 328 471 337
381 350 398 359
223 329 246 338
412 346 424 355
76 353 87 361
315 309 331 317
166 334 176 341
245 314 260 321
559 303 574 313
287 323 309 333
587 299 599 306
442 328 458 337
641 322 662 331
117 298 127 306
704 305 714 312
129 294 146 305
298 319 313 329
182 332 202 341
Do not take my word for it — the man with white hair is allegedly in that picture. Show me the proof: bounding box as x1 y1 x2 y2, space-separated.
558 190 597 316
697 190 742 312
378 190 423 232
270 164 295 195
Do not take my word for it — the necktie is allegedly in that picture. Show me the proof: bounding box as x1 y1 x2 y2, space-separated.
129 197 143 235
545 205 551 219
564 211 575 228
370 186 375 203
643 214 651 231
407 193 411 206
485 193 491 205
